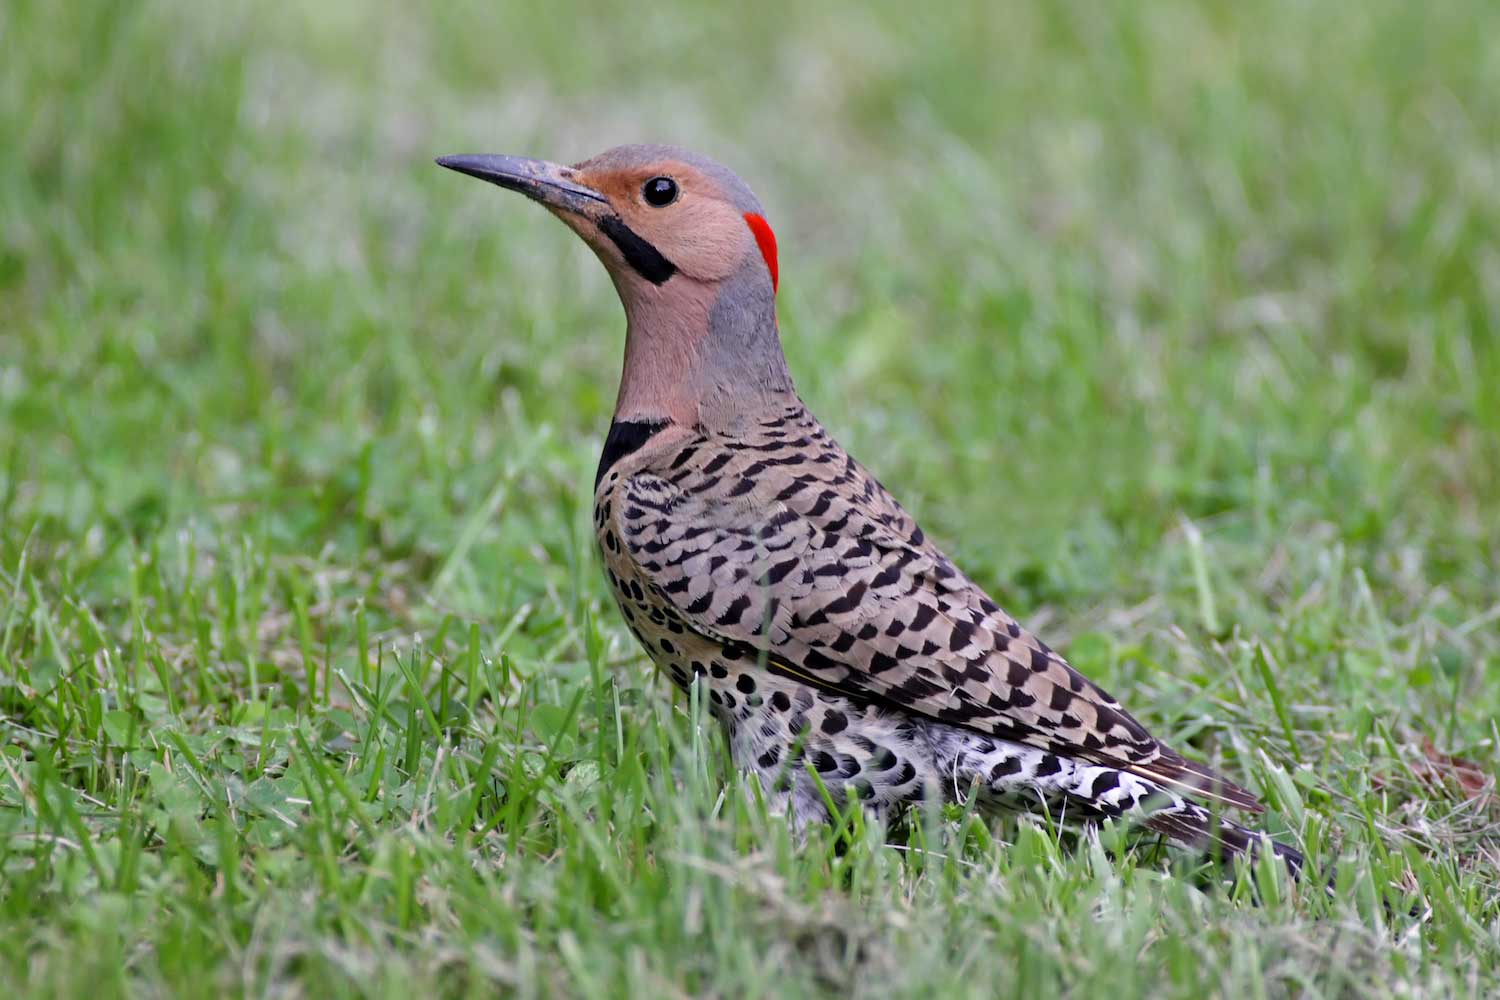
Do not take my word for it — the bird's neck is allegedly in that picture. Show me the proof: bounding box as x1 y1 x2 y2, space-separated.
612 268 794 431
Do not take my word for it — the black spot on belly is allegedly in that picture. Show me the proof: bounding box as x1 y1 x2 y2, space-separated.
821 710 847 734
990 756 1024 781
1090 770 1120 798
735 674 756 694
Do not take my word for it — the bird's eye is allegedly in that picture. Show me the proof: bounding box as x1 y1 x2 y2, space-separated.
642 176 679 207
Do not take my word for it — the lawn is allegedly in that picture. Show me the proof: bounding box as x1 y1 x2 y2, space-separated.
3 0 1499 996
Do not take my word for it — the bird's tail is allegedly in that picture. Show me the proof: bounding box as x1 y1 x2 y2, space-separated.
1139 796 1306 876
942 735 1306 876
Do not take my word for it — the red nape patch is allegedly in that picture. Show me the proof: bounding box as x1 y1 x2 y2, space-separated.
743 212 779 292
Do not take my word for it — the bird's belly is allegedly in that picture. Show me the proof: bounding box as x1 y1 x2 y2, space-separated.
596 537 946 822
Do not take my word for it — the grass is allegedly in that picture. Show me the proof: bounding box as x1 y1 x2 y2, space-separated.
3 0 1499 995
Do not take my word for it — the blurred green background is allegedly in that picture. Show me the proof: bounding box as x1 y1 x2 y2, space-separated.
3 1 1498 996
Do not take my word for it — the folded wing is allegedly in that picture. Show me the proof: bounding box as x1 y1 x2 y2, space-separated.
614 461 1260 813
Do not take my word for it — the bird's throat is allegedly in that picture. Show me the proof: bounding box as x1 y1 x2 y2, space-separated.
610 259 793 429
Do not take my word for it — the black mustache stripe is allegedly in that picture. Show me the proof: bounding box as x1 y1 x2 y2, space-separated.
598 215 677 285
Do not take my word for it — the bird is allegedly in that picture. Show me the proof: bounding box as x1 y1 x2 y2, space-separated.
436 144 1307 878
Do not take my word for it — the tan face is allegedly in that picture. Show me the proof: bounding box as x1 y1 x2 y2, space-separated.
565 159 759 284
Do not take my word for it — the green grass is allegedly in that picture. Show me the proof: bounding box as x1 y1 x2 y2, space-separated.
3 0 1499 995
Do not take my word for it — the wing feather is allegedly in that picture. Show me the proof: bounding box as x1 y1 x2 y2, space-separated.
612 455 1260 813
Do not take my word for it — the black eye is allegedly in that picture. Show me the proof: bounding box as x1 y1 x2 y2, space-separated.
643 176 678 207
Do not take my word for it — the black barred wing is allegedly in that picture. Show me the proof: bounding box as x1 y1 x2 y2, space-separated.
612 457 1260 812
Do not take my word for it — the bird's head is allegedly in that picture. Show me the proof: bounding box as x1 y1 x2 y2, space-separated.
438 144 790 424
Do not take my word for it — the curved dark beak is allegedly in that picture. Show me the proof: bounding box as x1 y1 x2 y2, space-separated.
435 154 608 215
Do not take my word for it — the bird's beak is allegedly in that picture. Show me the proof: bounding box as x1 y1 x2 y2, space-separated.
435 154 609 216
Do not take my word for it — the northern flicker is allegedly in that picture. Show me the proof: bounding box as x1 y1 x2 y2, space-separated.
438 145 1306 876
